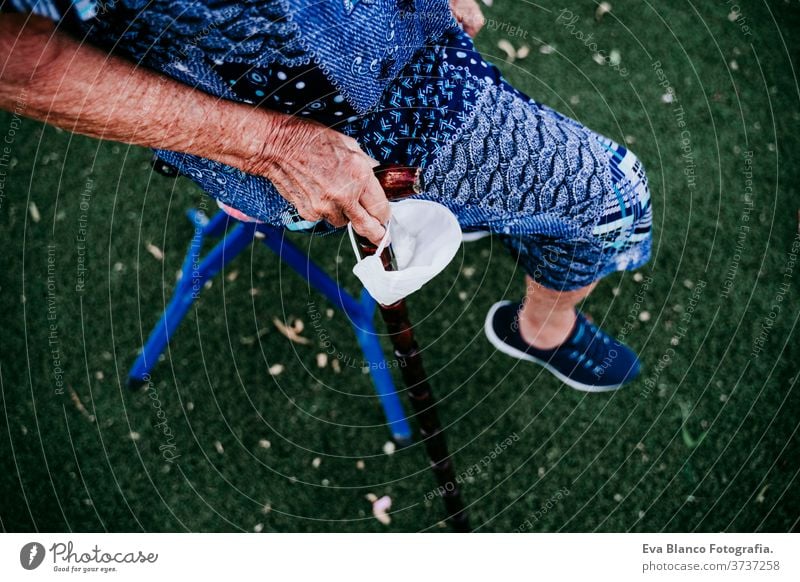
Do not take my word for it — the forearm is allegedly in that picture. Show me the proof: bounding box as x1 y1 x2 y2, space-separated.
0 13 390 242
0 13 286 167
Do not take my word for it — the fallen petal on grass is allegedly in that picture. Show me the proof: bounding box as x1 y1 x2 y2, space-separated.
595 2 612 22
366 494 392 526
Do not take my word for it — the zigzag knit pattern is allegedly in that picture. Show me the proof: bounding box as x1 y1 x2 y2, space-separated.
415 82 620 290
420 83 612 235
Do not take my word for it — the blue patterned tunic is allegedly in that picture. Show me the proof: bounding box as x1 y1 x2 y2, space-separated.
7 0 652 290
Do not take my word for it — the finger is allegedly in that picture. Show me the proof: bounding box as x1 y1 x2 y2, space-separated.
457 1 484 35
318 174 356 227
470 15 485 36
279 181 322 223
343 136 379 166
346 202 386 245
296 204 322 223
353 150 381 172
358 172 391 226
464 13 484 36
292 194 322 223
322 203 348 228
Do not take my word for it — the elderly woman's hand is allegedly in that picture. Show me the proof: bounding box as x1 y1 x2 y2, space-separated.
243 116 390 244
449 0 485 37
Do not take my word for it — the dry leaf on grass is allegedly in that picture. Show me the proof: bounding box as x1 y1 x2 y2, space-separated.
146 242 164 261
29 202 41 223
497 39 516 62
272 317 310 345
240 327 269 345
69 386 95 423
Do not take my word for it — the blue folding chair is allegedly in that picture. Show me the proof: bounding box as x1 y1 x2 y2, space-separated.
126 165 412 445
127 160 470 530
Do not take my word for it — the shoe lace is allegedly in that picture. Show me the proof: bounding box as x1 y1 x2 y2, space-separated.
566 321 613 371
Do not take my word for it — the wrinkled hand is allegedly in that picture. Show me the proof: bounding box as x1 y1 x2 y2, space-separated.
449 0 485 37
245 116 390 244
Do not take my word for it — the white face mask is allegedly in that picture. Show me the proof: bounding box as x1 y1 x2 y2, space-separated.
347 200 462 305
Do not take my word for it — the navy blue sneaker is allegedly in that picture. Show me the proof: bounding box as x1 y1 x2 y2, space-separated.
485 301 641 392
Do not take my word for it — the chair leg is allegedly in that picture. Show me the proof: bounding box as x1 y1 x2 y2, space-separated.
127 222 256 389
256 228 412 442
126 284 195 389
353 290 413 446
256 225 364 318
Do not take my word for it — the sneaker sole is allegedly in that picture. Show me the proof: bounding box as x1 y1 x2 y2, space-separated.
484 301 626 393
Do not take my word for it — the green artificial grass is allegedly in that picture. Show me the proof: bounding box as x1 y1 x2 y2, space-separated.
1 1 798 532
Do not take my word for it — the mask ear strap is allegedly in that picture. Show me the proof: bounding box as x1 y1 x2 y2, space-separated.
374 221 392 255
347 223 361 260
347 219 392 261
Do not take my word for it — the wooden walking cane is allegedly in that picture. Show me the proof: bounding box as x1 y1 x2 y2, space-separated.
353 164 470 533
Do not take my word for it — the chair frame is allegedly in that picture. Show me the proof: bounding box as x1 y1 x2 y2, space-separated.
126 207 413 445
